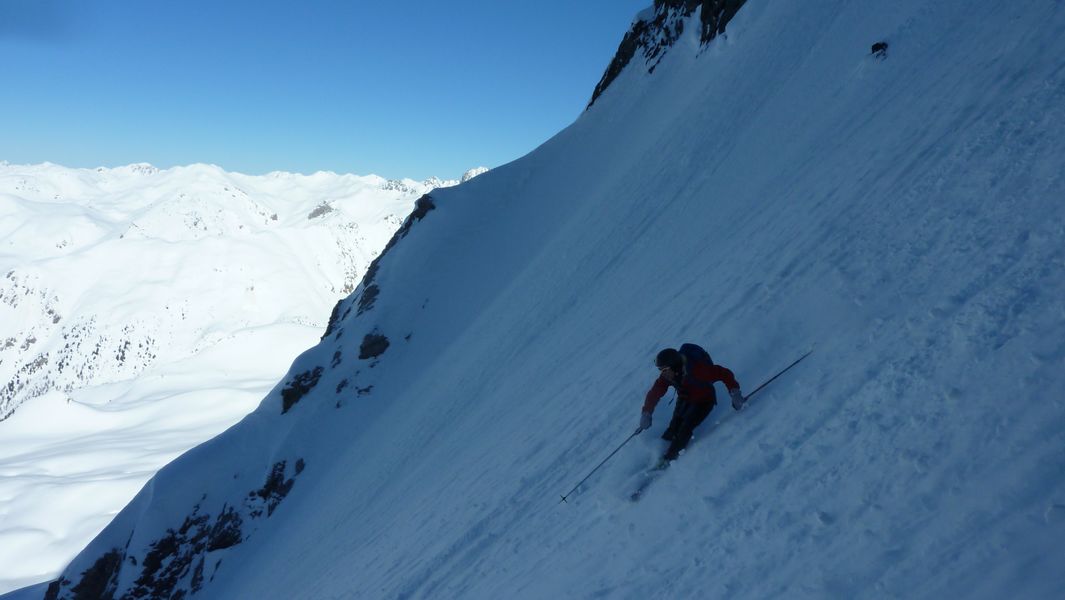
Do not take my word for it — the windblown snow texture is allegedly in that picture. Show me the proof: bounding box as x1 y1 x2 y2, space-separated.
28 1 1065 599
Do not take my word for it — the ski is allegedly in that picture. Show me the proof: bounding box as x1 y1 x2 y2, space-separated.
628 461 669 501
629 477 654 501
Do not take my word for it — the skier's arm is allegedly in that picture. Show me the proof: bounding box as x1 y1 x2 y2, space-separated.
642 376 670 413
705 363 741 391
706 363 747 410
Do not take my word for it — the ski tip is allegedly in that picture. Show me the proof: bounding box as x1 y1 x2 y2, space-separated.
630 485 650 502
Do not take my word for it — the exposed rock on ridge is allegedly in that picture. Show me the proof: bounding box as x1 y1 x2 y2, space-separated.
588 0 747 107
44 460 304 600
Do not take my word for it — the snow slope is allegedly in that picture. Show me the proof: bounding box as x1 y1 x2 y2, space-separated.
0 163 477 593
27 0 1065 598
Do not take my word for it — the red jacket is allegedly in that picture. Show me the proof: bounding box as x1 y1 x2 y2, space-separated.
643 361 739 413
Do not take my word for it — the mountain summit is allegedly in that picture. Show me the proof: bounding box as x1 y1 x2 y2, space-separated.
30 1 1065 599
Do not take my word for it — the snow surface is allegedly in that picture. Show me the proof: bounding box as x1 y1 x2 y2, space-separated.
18 0 1065 598
0 163 462 593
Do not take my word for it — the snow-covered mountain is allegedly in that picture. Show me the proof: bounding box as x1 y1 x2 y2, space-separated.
460 167 490 183
0 162 484 593
0 162 471 422
18 0 1065 598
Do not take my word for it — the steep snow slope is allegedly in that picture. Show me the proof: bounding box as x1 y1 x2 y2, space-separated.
0 163 470 594
32 1 1065 599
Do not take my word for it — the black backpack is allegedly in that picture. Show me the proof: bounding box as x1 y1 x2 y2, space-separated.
677 343 719 395
678 343 713 368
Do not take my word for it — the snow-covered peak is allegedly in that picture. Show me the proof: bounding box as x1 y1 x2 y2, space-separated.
632 5 655 25
461 166 490 183
96 162 160 177
381 168 486 194
421 175 460 189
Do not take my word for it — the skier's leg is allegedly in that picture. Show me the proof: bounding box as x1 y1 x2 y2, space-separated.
662 399 688 441
663 401 714 460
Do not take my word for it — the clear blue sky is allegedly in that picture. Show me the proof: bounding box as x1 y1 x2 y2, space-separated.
0 0 650 180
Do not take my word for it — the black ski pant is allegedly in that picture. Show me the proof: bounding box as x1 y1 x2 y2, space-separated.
662 398 715 460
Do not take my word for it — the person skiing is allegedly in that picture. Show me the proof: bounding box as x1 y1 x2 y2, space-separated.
638 343 744 465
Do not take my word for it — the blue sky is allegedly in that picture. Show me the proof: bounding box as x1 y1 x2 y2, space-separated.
0 0 650 180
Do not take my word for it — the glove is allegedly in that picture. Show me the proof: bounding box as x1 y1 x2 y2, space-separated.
730 388 746 411
638 411 652 433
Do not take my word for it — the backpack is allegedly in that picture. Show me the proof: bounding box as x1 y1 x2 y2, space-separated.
678 343 714 368
677 343 719 396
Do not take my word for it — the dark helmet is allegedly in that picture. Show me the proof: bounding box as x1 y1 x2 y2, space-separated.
655 348 682 370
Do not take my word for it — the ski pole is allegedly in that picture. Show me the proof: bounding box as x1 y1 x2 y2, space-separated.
560 428 642 503
743 348 814 402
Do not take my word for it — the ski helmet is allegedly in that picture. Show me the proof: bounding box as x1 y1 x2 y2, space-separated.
655 348 682 371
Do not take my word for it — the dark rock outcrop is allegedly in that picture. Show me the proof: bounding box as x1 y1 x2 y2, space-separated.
589 0 748 107
251 461 297 518
321 300 344 340
280 366 324 414
206 506 243 552
357 195 436 316
359 333 390 360
47 460 304 599
306 203 334 219
44 549 122 600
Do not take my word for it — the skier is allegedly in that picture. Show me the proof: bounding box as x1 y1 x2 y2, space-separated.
638 343 744 465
